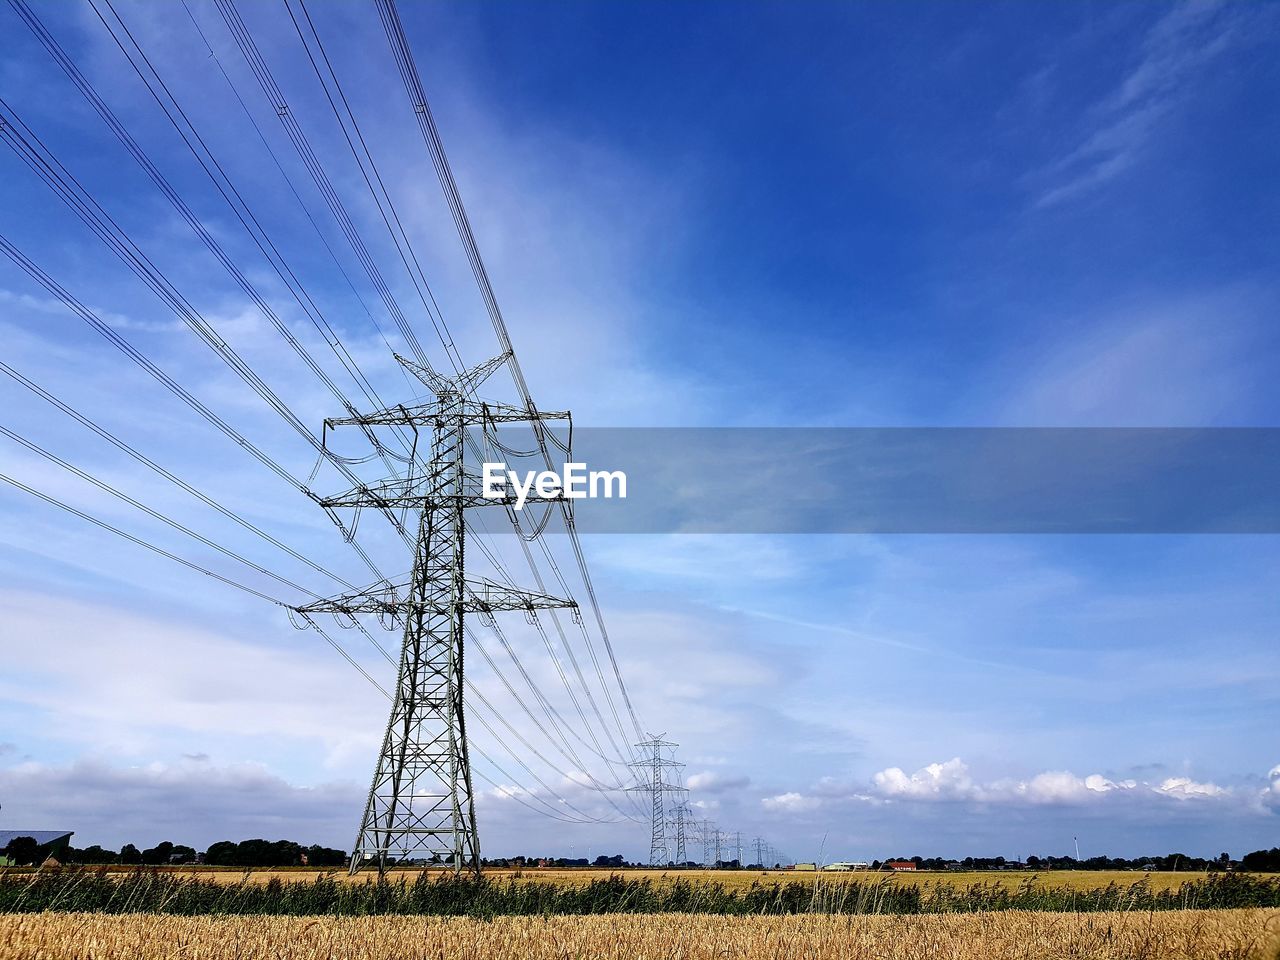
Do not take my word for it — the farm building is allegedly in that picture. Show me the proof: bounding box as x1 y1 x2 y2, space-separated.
0 829 75 865
823 861 870 871
885 860 917 871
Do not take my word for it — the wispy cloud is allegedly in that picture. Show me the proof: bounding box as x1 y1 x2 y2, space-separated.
1033 1 1240 208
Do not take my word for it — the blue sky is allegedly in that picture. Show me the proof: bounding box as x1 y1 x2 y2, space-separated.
0 0 1278 863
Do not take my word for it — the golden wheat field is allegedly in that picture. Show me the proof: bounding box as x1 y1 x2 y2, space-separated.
145 866 1227 894
2 910 1278 960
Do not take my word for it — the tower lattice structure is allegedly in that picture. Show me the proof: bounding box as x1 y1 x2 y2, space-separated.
296 354 575 874
668 798 692 866
628 734 684 866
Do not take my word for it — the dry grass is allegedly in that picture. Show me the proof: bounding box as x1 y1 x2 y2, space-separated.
2 909 1277 959
138 866 1234 894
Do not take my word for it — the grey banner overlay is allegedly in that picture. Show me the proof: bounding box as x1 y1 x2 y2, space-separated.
469 428 1280 533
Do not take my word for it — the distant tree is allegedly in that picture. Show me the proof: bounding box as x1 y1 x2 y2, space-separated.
70 845 118 865
203 841 237 866
169 845 197 864
3 836 40 866
305 845 346 868
1241 848 1280 872
141 841 175 865
202 839 305 868
119 843 142 865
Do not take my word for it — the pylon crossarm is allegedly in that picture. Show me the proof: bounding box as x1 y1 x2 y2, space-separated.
464 579 577 613
324 401 570 428
396 350 512 397
293 577 575 619
319 472 570 509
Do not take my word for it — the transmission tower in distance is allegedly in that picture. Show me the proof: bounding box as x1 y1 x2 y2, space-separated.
296 354 576 875
628 734 684 866
668 798 692 866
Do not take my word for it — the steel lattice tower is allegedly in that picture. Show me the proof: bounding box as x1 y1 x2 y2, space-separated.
296 354 575 874
628 734 683 866
669 799 691 866
697 820 715 868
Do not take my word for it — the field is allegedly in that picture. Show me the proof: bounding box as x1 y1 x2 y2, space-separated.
2 909 1278 959
92 865 1258 896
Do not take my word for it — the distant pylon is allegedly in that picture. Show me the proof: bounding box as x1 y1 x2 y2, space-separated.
698 820 716 868
669 799 691 865
628 734 684 866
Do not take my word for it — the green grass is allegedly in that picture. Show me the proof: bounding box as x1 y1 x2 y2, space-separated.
2 868 1279 916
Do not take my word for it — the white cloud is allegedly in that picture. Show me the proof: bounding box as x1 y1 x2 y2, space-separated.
686 770 750 794
1014 771 1135 805
873 758 974 800
761 792 821 813
1034 1 1242 208
1155 776 1228 800
0 588 383 767
1263 765 1280 812
761 757 1276 817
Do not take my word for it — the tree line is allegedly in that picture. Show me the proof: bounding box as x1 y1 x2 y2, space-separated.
2 837 344 868
872 851 1271 871
6 837 1279 871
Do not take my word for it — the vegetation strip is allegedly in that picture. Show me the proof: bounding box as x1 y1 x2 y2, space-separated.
2 869 1278 916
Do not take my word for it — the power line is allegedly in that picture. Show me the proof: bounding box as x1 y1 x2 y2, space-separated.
0 358 359 593
0 231 386 584
0 472 288 608
368 0 645 744
196 0 437 377
0 92 405 576
2 0 663 850
177 0 416 399
0 422 321 601
9 0 433 569
279 0 464 376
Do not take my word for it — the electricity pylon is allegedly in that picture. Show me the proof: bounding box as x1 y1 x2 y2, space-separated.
697 820 715 868
753 836 765 869
628 734 684 866
296 354 576 874
668 798 691 866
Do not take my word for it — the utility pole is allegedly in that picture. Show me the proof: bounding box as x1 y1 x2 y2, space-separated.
297 354 576 875
628 734 684 866
753 836 765 870
732 831 742 867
